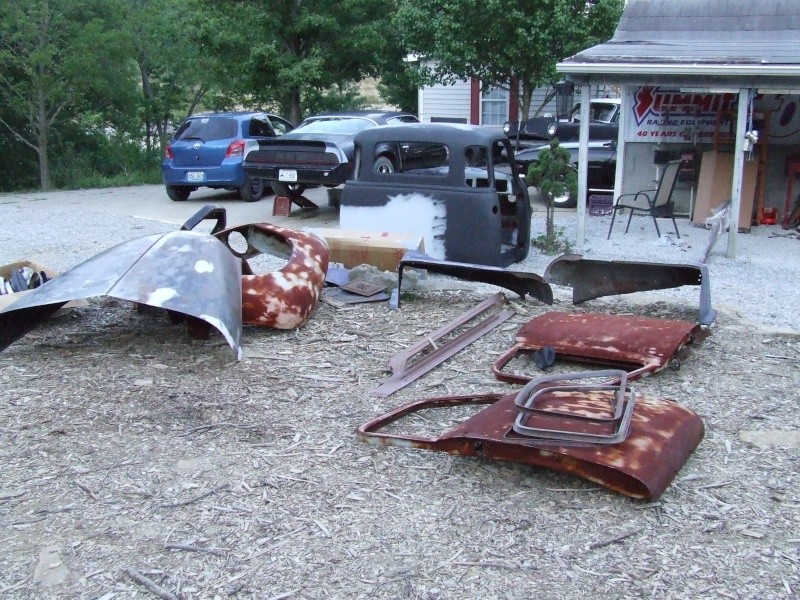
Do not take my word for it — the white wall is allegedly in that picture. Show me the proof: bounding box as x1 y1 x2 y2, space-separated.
417 73 619 123
418 80 472 124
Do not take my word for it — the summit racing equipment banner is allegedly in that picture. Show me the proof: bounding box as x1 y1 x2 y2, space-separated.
626 87 737 143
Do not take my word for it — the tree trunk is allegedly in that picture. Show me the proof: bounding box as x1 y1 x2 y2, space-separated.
289 86 302 125
139 61 155 151
37 95 50 191
520 80 533 120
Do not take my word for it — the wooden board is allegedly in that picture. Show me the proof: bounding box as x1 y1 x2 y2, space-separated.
692 151 758 231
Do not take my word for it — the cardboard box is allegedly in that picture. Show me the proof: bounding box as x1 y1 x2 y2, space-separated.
0 259 59 310
306 229 425 272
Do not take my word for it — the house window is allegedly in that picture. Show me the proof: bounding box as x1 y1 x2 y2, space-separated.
481 87 509 126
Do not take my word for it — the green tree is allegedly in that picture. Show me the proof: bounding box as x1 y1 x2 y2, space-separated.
125 0 231 150
395 0 623 119
526 139 577 253
376 32 419 114
0 0 137 190
200 0 389 123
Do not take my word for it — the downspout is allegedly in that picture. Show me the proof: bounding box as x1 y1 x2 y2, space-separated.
727 88 749 259
576 84 591 252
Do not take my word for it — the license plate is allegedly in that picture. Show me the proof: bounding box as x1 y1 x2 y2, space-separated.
187 171 205 182
278 169 298 182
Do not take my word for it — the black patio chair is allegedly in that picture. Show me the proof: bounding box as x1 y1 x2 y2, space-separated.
607 159 681 239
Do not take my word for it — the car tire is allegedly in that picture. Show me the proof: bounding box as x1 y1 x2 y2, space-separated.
551 190 578 209
166 185 191 202
374 155 395 174
239 177 265 202
273 181 306 198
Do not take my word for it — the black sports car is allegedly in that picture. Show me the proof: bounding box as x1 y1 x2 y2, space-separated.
514 140 617 208
243 110 418 198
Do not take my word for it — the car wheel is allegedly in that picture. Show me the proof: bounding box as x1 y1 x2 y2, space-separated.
239 177 265 202
166 185 191 202
374 155 395 174
273 181 307 198
551 190 578 209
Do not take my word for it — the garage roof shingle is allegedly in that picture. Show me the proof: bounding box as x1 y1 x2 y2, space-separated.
559 0 800 85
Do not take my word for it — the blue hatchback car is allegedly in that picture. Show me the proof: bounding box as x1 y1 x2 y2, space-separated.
162 111 294 202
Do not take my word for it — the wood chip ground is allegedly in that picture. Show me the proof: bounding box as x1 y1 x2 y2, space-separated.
0 290 798 599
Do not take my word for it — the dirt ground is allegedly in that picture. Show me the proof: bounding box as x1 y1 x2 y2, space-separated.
1 281 798 598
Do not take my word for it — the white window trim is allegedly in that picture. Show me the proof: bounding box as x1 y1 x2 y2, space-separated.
480 85 509 126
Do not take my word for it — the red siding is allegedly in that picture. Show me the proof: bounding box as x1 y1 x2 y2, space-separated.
470 78 480 125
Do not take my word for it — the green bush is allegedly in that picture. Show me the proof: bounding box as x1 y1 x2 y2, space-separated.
50 131 162 190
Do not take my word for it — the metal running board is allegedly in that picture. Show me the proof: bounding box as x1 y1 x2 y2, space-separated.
373 292 513 397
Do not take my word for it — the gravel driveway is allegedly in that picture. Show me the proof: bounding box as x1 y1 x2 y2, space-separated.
0 186 797 599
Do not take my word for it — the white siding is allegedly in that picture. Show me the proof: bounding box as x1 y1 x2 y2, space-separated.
419 79 472 124
529 87 557 118
524 84 619 119
417 73 619 123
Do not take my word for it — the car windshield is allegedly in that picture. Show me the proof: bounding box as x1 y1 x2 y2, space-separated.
295 117 375 135
175 117 238 141
571 103 617 123
387 115 419 124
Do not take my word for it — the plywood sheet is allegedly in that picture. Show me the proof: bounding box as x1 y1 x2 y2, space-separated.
693 151 757 230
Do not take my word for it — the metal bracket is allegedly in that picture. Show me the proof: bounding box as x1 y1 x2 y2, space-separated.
180 204 227 235
512 370 636 445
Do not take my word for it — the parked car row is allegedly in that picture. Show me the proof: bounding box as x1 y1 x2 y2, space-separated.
161 107 617 211
241 110 419 199
499 98 620 207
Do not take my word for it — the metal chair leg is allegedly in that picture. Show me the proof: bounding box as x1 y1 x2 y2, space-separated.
651 211 662 237
625 209 634 233
670 215 681 239
607 208 618 239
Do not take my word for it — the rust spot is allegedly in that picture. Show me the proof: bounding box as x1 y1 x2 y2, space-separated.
493 311 703 384
216 224 329 329
358 390 704 500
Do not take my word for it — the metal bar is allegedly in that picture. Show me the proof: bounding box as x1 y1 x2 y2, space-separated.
727 88 750 258
373 305 514 398
576 84 591 252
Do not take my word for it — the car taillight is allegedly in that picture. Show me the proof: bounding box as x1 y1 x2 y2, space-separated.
226 139 245 157
164 144 173 159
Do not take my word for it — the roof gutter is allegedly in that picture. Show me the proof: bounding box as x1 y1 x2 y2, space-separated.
557 62 800 78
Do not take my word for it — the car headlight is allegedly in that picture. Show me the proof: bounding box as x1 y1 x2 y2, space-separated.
503 122 511 134
547 123 558 137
